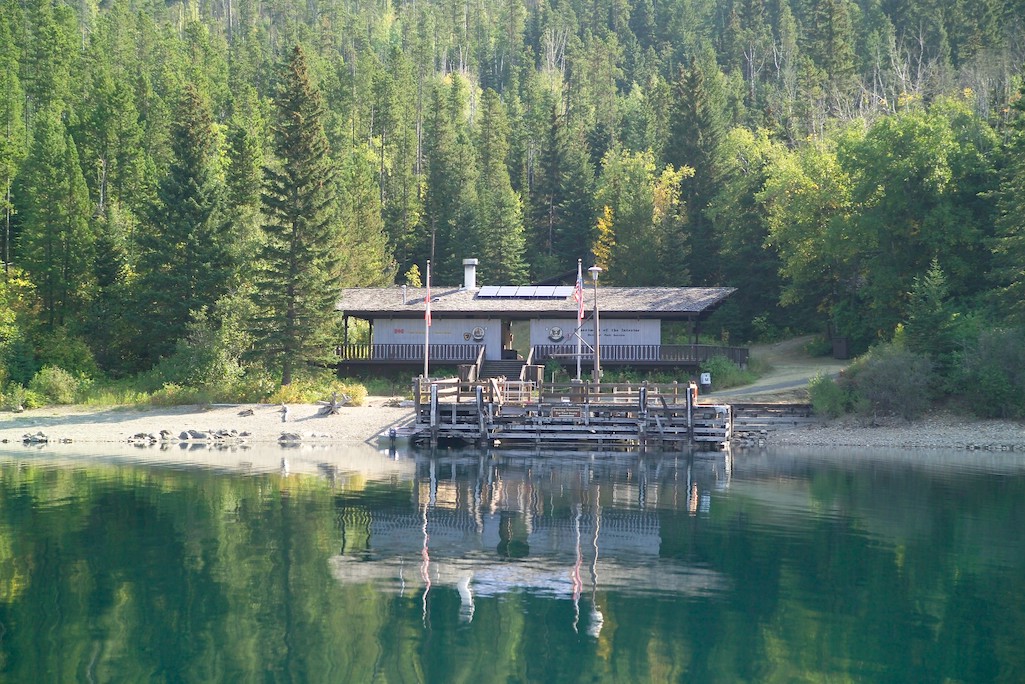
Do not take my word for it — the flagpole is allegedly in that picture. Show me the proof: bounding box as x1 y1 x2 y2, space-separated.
576 259 583 381
424 260 431 379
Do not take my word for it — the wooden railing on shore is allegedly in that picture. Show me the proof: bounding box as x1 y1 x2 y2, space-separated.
532 343 749 367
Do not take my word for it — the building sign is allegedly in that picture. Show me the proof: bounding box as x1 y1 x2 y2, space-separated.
374 318 502 357
528 319 660 348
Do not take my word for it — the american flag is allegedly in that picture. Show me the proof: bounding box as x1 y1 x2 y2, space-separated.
573 261 584 321
424 261 432 327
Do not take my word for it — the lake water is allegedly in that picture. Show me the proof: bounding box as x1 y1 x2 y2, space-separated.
1 442 1024 682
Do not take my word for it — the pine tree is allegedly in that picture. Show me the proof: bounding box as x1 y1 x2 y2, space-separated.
555 123 597 270
420 76 479 283
134 83 230 364
991 83 1025 322
225 85 266 266
476 89 527 284
529 108 596 279
379 46 422 276
337 143 395 287
251 45 344 386
16 107 93 328
665 49 730 285
0 2 26 274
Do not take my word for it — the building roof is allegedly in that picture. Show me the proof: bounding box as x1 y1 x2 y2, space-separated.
337 284 736 321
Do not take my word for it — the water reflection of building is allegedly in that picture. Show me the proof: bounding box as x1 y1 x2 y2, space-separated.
330 450 731 633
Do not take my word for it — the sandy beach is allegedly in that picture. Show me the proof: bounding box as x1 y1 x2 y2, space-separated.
0 397 416 447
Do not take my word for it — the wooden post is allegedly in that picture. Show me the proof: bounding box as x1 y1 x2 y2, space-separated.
686 380 693 441
476 384 485 444
414 376 421 419
430 382 439 446
638 382 648 450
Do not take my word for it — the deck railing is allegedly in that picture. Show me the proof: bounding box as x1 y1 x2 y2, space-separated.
336 343 483 363
532 343 749 367
337 343 748 367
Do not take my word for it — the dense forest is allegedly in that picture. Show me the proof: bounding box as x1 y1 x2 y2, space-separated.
1 0 1025 409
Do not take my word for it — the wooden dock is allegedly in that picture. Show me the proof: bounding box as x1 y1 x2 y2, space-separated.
407 378 733 450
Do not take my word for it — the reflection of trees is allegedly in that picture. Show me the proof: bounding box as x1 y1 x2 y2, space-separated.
0 454 1024 681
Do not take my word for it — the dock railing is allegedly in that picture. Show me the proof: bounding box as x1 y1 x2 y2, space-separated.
413 377 699 408
411 376 730 449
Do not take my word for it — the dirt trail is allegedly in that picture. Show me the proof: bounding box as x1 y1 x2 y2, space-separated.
706 335 848 401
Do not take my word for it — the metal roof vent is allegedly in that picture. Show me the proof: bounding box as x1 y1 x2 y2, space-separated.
462 258 479 289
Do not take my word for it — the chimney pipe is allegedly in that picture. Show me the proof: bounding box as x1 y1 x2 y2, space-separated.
462 258 479 289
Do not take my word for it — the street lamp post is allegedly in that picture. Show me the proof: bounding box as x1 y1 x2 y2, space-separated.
588 265 602 384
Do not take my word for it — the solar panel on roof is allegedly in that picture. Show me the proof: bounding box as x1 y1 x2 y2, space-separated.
475 284 579 299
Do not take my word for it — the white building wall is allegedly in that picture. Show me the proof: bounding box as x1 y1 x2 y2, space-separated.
374 318 502 358
529 319 661 347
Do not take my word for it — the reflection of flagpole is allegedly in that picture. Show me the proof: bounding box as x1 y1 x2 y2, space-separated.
588 485 604 638
423 260 431 379
420 502 431 627
571 503 583 633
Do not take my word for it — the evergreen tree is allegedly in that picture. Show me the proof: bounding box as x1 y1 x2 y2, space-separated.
337 143 395 287
475 89 528 284
251 45 344 386
135 83 230 364
528 107 597 279
707 127 787 341
0 1 26 274
16 107 94 328
21 0 76 126
555 123 598 269
991 83 1025 322
665 49 730 285
225 85 266 266
420 76 479 283
379 46 422 276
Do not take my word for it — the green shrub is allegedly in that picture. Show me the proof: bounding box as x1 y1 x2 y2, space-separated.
700 355 757 390
359 375 415 398
808 373 852 418
36 328 100 378
846 343 933 420
953 327 1025 418
17 387 44 410
28 366 80 405
803 335 833 358
149 383 206 406
266 379 368 406
1 385 25 411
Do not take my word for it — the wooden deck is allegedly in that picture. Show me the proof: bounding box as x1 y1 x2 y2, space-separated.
408 378 732 450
